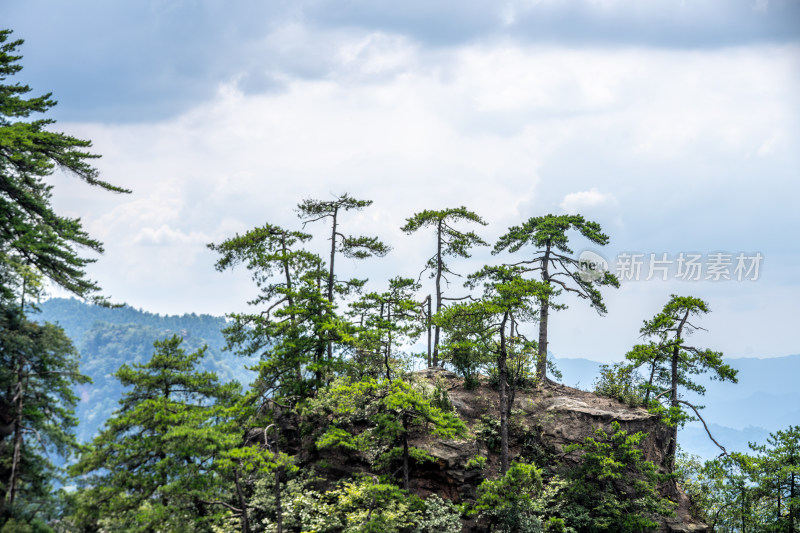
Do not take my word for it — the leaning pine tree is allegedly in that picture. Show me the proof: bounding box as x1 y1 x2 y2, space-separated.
625 295 738 471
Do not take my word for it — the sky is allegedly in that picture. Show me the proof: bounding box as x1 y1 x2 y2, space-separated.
2 0 799 362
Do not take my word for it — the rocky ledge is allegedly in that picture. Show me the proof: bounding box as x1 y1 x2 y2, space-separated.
406 368 709 533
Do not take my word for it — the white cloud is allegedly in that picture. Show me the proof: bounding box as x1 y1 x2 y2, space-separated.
560 188 616 214
134 225 210 246
48 38 800 358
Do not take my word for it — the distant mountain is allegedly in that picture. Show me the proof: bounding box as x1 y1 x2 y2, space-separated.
551 354 800 460
33 298 256 442
35 297 229 348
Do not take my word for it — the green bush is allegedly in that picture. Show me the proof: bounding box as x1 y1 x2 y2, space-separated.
563 421 675 532
466 454 488 470
592 362 647 407
414 494 462 533
473 461 545 533
475 414 502 451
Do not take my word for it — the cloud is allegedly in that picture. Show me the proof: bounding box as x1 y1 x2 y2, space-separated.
32 34 800 359
560 188 616 214
134 225 210 247
3 0 799 123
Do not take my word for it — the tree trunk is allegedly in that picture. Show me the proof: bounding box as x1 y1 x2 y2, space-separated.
280 232 302 382
433 220 443 367
5 374 23 509
667 343 679 472
426 295 432 367
667 310 689 472
536 246 551 382
791 466 796 533
6 284 26 509
385 303 392 381
275 466 283 533
507 316 516 420
645 360 657 404
402 414 410 491
326 208 338 371
741 484 746 533
499 312 510 474
234 468 252 533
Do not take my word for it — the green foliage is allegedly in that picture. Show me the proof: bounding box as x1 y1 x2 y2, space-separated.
0 517 52 533
438 264 551 472
677 425 800 532
209 222 335 400
0 35 729 532
0 293 89 525
69 336 245 532
563 421 675 532
593 362 647 407
30 301 252 444
466 454 488 471
400 206 489 296
347 276 423 380
427 376 454 412
296 193 390 300
400 207 489 264
309 378 467 489
254 477 460 533
473 461 569 533
400 206 488 365
492 214 620 380
413 494 462 533
475 414 502 451
625 295 738 468
0 29 129 301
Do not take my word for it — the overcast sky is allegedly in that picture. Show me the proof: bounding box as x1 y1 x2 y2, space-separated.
3 0 799 362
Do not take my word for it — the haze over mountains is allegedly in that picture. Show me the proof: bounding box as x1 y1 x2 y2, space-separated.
35 298 797 459
553 354 799 460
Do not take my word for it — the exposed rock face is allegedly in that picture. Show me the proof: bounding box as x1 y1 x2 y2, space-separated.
260 368 710 532
406 368 710 533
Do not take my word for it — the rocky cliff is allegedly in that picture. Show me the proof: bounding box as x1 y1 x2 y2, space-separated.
265 368 710 532
409 368 709 532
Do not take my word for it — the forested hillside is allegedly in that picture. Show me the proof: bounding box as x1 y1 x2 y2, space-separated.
2 25 798 533
33 298 255 442
33 297 800 457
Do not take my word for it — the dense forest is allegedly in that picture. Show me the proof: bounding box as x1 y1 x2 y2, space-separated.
32 299 254 443
1 27 798 533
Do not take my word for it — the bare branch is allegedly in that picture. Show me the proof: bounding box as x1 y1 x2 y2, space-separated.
677 400 728 457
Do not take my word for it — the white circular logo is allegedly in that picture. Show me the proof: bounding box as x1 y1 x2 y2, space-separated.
578 250 609 282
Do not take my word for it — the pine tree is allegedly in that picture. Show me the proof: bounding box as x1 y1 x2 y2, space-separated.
296 194 390 367
401 207 488 367
310 378 467 491
436 264 549 473
625 295 737 471
347 276 423 380
493 214 619 381
0 29 129 302
70 336 242 532
563 421 676 532
209 223 333 399
750 426 800 531
0 274 88 524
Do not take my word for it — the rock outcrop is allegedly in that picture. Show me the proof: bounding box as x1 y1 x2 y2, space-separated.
264 368 710 532
406 368 709 532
